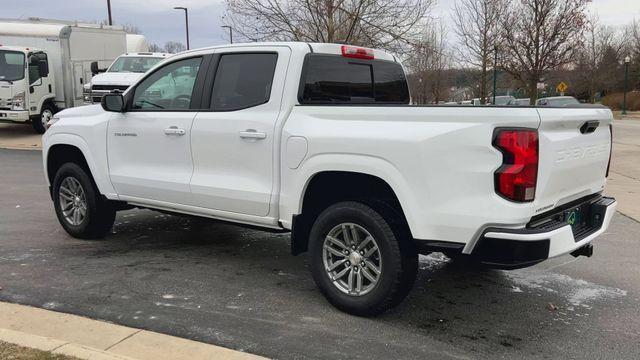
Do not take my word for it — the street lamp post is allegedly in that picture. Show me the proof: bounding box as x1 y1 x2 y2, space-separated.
623 56 631 116
221 25 233 44
106 0 113 25
492 45 498 105
173 7 190 50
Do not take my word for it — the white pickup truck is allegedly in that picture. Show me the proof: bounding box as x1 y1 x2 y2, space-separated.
43 42 616 316
84 52 169 104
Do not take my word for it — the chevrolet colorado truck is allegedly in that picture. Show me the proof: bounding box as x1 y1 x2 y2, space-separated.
43 42 616 316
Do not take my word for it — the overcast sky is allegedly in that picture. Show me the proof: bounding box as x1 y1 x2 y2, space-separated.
4 0 640 49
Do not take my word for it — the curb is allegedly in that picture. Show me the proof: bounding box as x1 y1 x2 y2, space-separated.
0 302 267 360
0 328 136 360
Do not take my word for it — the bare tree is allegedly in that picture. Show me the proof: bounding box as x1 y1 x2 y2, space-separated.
452 0 503 104
572 17 621 102
164 41 187 54
406 21 450 104
625 20 640 90
98 20 141 34
148 43 164 53
500 0 589 104
223 0 434 53
121 23 141 34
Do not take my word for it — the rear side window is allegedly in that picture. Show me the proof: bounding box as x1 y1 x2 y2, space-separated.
299 54 409 104
211 53 278 111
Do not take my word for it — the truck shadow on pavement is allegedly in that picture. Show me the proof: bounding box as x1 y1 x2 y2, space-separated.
1 208 632 360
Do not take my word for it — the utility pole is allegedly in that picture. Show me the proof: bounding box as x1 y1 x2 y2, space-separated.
222 25 233 44
492 45 498 105
173 7 190 50
107 0 113 25
623 56 630 116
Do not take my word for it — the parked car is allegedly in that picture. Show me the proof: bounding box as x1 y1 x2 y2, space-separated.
493 95 515 105
43 42 616 316
0 18 130 133
84 52 169 104
507 98 532 106
536 96 580 107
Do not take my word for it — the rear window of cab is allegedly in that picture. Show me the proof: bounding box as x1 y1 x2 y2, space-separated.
299 54 410 105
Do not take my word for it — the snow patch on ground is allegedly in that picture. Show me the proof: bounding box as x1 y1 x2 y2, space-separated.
504 270 627 308
42 301 62 310
418 253 451 270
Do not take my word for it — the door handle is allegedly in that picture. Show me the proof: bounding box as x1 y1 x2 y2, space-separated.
239 129 267 140
164 126 186 136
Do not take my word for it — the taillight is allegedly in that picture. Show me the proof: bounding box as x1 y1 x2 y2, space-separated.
493 128 539 202
341 45 374 60
606 124 612 177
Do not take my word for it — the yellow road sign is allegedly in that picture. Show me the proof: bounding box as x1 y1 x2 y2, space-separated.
556 82 568 93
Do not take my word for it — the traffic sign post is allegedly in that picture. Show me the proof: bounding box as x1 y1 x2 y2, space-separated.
556 82 568 96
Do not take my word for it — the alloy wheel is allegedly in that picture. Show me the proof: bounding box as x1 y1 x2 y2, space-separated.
322 223 382 296
58 177 87 226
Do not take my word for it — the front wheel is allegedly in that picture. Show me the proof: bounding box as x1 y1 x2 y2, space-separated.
52 163 116 239
309 201 418 316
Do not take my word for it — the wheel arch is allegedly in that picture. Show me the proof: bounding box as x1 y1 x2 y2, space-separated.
44 134 116 199
289 165 415 255
37 95 58 115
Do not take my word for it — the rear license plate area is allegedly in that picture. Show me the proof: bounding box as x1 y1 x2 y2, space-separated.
527 195 613 242
563 205 590 234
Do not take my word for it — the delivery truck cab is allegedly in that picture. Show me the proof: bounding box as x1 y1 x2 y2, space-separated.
0 45 55 133
0 18 131 133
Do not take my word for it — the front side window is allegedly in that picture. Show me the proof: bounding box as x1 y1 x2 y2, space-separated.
28 52 47 85
132 57 202 111
0 50 25 82
109 56 164 73
211 53 278 111
300 54 410 104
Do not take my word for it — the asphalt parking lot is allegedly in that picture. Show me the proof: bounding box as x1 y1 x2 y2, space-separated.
1 121 639 359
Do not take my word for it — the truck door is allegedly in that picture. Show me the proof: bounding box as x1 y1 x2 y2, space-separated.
107 55 208 205
189 47 290 216
27 52 52 112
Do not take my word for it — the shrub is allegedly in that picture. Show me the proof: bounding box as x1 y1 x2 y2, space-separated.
601 91 640 111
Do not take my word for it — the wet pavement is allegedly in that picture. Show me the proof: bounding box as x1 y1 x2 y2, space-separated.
1 148 639 359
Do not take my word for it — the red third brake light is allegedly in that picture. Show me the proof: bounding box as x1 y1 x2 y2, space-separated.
493 128 539 202
341 45 374 60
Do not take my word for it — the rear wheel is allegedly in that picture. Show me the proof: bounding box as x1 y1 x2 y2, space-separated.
52 163 116 239
309 201 417 316
32 103 55 134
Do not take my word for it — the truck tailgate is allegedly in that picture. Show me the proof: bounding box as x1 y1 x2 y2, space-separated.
534 107 612 212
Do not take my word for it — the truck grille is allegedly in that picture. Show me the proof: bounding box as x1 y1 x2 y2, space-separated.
0 98 11 110
91 84 129 92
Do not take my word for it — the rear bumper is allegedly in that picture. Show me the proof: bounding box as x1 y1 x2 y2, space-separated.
470 195 616 269
0 110 30 122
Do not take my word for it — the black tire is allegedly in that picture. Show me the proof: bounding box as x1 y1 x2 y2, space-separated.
308 201 418 316
52 163 116 239
32 102 55 134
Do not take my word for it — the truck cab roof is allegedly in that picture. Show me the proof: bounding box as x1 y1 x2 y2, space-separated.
174 42 399 63
120 52 169 58
0 45 41 53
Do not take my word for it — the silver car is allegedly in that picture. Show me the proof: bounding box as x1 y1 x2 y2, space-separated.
535 96 580 107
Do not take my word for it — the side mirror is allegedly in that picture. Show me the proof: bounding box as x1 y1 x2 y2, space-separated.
38 60 49 77
101 94 125 112
91 61 100 76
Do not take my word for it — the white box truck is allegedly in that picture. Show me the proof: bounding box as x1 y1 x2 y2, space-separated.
0 18 128 133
